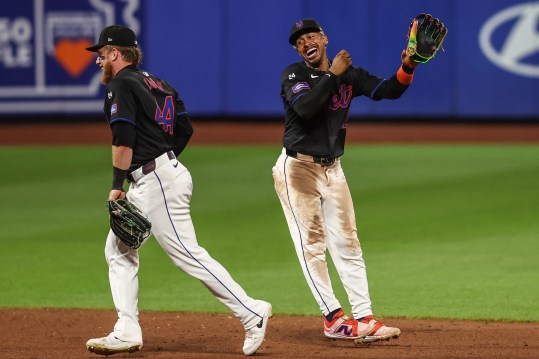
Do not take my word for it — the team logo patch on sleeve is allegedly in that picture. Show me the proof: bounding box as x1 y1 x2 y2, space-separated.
111 103 117 115
292 82 310 94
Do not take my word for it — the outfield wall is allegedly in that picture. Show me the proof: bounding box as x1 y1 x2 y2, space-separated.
0 0 538 121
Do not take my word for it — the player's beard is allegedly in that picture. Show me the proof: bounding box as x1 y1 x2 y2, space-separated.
101 61 113 85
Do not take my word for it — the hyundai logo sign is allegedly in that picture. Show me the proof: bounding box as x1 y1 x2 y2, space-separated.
479 2 539 78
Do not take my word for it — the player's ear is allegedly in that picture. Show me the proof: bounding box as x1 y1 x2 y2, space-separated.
110 47 119 61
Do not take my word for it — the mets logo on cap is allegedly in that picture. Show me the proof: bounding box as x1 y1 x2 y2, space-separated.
289 18 323 45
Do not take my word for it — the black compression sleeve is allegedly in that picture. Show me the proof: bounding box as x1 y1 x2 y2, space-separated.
371 75 409 100
111 121 136 147
172 114 194 156
293 72 338 120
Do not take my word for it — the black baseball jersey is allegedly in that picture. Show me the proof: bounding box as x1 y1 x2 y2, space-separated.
280 62 409 158
103 65 193 171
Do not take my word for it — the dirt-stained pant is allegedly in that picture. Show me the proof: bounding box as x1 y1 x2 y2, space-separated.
104 152 266 342
272 148 373 319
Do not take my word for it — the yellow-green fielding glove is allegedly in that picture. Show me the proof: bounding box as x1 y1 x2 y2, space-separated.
407 13 448 63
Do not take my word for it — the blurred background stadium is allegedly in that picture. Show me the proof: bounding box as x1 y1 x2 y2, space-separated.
0 0 538 124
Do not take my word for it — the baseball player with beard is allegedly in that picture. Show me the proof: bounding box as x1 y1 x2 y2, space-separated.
84 25 271 356
272 18 418 344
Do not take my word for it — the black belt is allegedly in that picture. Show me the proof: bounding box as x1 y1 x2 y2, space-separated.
127 151 176 182
286 149 337 166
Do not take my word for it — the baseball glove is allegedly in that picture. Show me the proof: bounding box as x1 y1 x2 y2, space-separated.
107 199 152 249
406 13 448 63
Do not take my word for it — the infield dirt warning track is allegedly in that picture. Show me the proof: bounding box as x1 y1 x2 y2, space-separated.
1 121 539 145
1 309 538 359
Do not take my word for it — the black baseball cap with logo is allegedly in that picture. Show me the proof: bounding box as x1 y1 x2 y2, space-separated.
289 18 324 45
86 25 138 52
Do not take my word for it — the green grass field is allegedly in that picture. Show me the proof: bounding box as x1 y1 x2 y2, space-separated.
1 145 538 322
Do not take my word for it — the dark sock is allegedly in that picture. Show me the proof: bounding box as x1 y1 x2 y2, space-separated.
325 308 342 322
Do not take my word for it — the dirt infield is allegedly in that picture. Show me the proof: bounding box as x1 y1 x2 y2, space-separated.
1 308 538 359
1 121 539 145
1 121 538 358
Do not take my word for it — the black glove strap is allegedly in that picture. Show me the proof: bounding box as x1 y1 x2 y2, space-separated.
401 64 415 74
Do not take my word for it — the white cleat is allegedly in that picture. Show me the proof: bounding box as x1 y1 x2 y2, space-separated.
86 333 142 356
243 302 273 356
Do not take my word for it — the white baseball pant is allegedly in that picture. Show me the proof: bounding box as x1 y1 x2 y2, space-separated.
272 148 373 319
104 152 267 342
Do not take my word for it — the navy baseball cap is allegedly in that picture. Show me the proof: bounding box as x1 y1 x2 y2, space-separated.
289 18 324 45
86 25 138 52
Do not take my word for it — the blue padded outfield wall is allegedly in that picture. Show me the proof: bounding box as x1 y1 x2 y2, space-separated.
0 0 538 119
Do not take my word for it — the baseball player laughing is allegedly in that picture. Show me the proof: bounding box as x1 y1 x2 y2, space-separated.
84 25 271 356
272 18 419 344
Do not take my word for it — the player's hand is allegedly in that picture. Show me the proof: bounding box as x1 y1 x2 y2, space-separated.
329 50 352 77
401 49 419 69
108 189 126 201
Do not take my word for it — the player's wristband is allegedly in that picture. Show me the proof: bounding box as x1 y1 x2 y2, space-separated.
112 166 127 190
396 65 414 85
